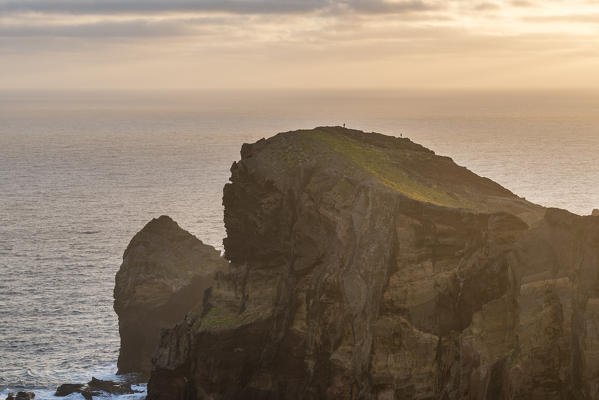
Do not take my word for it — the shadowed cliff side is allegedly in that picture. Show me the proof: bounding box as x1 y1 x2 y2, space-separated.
144 127 599 399
113 215 228 378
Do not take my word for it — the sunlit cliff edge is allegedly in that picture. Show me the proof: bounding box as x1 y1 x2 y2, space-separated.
114 127 599 400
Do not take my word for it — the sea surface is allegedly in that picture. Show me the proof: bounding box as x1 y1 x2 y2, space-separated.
1 89 598 399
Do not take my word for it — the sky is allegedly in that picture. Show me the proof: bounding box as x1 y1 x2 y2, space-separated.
1 0 599 90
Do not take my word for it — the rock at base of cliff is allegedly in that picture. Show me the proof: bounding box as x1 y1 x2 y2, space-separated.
55 377 139 399
5 392 35 400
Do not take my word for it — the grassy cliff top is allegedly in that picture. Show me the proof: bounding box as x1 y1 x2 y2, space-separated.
239 126 543 222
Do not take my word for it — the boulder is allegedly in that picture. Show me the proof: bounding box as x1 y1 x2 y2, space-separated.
5 393 34 400
54 383 85 397
592 208 599 216
113 215 228 377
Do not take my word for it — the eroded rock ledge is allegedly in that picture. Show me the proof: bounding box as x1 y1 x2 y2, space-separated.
113 215 227 377
126 127 598 399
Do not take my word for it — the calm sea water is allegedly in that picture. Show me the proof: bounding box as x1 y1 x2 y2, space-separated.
1 90 598 398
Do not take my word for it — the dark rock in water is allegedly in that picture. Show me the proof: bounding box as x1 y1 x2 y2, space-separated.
142 127 599 399
54 383 85 396
55 377 138 399
114 215 229 377
87 377 135 395
6 393 35 400
593 208 599 216
5 393 33 400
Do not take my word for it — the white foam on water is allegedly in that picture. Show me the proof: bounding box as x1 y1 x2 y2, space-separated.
1 363 147 400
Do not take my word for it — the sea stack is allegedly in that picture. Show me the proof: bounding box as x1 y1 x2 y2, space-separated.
113 215 227 377
593 209 599 216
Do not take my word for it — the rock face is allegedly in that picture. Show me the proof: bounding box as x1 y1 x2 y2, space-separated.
113 215 228 377
145 127 599 399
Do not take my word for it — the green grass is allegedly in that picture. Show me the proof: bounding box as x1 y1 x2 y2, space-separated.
200 305 239 330
305 129 472 209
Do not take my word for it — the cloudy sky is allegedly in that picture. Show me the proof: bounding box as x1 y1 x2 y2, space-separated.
1 0 598 89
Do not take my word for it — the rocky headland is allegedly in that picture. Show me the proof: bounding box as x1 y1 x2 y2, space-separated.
115 127 599 399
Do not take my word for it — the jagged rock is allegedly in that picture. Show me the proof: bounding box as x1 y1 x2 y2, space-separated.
55 377 138 399
54 383 85 397
145 127 599 399
87 377 135 395
5 393 34 400
113 215 228 377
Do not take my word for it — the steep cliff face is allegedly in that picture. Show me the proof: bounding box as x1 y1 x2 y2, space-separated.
146 127 599 399
113 215 228 377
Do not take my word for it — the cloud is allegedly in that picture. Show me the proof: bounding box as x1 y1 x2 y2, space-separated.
0 19 195 37
509 0 534 7
523 13 599 23
0 0 447 39
0 0 323 15
338 0 441 14
0 0 440 15
472 2 502 11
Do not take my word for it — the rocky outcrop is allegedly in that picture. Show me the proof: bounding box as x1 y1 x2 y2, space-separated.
5 392 35 400
113 215 228 377
145 127 599 399
592 209 599 216
55 377 140 399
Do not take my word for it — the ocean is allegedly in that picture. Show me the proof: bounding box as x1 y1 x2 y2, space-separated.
1 89 598 399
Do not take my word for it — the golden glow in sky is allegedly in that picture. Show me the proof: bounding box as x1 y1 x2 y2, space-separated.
1 0 598 89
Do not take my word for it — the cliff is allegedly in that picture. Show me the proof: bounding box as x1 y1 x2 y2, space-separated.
142 127 599 399
113 215 228 377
